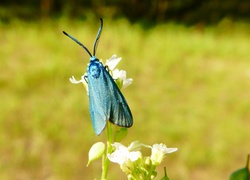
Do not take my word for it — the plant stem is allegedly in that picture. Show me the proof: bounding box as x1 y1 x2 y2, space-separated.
101 121 113 180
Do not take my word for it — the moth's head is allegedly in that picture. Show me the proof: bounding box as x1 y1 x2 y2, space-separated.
90 56 98 61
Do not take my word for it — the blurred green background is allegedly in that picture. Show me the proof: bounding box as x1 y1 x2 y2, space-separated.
1 1 250 179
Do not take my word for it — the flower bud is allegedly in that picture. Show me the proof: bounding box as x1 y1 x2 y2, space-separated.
87 142 105 166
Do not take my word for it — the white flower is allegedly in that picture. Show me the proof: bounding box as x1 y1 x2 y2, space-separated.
108 141 177 176
150 143 178 165
107 141 142 165
69 54 132 91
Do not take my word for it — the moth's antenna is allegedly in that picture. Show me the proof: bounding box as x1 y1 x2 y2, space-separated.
93 18 103 56
63 31 92 57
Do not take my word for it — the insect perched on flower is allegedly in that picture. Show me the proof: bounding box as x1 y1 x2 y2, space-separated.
63 18 133 135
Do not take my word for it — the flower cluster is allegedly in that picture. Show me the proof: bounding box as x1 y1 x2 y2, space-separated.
69 54 133 92
107 141 178 179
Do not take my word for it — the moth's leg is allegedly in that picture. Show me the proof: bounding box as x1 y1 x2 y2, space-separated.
104 65 117 80
84 75 88 84
104 65 110 72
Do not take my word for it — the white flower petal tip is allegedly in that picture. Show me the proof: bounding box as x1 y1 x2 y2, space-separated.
106 54 122 70
69 76 84 84
127 141 143 151
166 147 178 153
122 78 133 89
152 144 178 154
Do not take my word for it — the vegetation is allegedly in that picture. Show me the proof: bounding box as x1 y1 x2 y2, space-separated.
0 17 250 179
1 0 250 24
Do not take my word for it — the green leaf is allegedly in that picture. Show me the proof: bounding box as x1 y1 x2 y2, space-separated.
114 127 128 142
230 154 250 180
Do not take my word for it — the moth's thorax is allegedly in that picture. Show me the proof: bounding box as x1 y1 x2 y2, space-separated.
88 57 103 78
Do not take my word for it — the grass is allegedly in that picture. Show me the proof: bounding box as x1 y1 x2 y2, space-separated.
1 17 250 179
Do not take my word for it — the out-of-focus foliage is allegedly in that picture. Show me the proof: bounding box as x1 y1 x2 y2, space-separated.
0 0 250 24
1 18 250 179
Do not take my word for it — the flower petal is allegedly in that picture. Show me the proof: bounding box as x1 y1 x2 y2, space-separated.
122 78 133 89
128 151 141 162
108 143 129 165
108 142 142 165
112 69 121 79
106 54 122 70
127 141 143 151
69 76 84 84
152 144 178 154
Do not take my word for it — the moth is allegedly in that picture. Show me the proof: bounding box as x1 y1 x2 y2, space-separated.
63 18 133 135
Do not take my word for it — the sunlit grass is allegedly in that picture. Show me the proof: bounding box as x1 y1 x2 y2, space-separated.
1 18 250 179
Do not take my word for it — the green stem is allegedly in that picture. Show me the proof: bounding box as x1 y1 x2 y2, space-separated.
101 121 113 180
